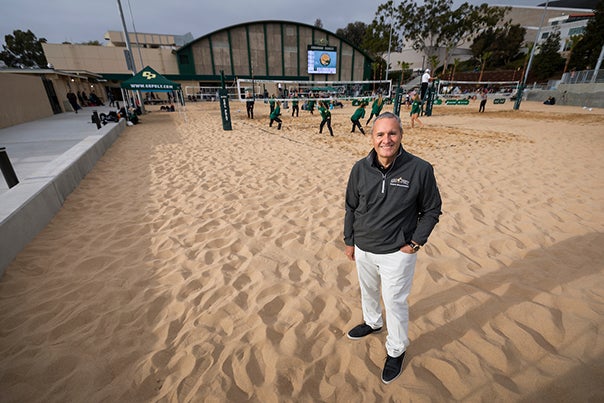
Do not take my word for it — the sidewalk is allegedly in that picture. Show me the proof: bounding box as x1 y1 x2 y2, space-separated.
0 106 126 274
0 106 118 193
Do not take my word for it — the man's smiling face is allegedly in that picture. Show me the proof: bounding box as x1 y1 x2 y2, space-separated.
371 116 403 167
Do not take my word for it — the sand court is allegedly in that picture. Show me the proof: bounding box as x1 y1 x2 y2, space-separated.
0 100 603 401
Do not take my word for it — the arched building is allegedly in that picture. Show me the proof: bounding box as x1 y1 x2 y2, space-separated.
175 20 374 85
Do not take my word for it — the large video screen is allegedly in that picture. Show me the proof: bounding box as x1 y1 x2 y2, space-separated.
307 45 337 75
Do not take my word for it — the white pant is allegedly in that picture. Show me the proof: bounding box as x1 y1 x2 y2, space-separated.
355 246 417 357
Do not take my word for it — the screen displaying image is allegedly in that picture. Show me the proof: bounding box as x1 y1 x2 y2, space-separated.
307 49 337 74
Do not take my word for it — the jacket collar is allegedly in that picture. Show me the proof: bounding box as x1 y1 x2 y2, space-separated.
367 146 405 169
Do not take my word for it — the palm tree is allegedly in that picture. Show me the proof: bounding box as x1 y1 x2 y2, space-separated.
562 35 582 76
398 61 410 83
478 51 493 82
450 58 461 81
428 55 440 75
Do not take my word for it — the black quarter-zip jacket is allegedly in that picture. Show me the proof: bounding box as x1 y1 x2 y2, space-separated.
344 146 442 254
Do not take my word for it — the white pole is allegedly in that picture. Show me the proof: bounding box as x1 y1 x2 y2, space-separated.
590 44 604 83
117 0 147 113
514 0 549 110
126 0 145 69
522 0 549 88
116 0 136 74
385 5 394 82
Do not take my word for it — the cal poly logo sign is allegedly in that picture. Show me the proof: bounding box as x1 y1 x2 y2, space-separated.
142 71 157 80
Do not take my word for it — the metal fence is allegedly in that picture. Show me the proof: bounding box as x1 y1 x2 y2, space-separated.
560 69 604 84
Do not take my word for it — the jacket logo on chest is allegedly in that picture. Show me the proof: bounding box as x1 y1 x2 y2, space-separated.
390 177 410 188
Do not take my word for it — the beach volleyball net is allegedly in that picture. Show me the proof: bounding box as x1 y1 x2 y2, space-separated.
184 85 240 101
436 80 520 105
234 79 392 102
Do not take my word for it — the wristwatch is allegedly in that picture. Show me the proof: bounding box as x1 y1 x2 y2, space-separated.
408 242 421 252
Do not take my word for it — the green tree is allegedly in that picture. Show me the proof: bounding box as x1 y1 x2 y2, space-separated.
0 29 48 68
427 55 440 73
568 0 604 70
362 1 402 81
80 40 102 46
438 3 508 76
470 23 525 68
336 22 368 48
398 60 411 82
562 34 583 75
496 24 526 66
531 31 565 81
374 0 506 71
477 50 492 82
314 19 324 29
363 0 400 57
369 56 389 81
450 57 461 80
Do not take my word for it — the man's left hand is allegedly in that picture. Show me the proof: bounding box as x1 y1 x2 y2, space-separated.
400 244 417 254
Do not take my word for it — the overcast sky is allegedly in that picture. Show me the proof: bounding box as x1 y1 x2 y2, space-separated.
1 0 545 47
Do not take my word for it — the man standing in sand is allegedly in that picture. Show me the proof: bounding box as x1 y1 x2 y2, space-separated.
291 92 299 117
246 91 255 119
343 112 442 384
478 88 488 113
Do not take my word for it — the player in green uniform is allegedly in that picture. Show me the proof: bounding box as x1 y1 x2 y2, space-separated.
410 93 424 129
270 101 282 130
351 102 367 134
366 94 384 125
318 101 334 136
291 92 299 117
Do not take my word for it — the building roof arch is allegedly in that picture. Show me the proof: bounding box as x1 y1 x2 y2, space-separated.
175 20 374 82
178 19 374 61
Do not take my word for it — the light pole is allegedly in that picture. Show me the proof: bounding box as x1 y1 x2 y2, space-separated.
385 5 394 82
514 0 549 110
116 0 137 74
117 0 144 111
126 0 145 69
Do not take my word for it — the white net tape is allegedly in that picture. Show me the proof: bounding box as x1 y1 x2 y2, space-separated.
437 80 520 99
232 79 392 102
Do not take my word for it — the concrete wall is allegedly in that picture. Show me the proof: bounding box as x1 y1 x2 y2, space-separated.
0 119 126 275
503 6 590 43
0 74 54 129
524 83 604 108
52 76 107 112
0 72 104 129
43 43 179 75
104 31 177 48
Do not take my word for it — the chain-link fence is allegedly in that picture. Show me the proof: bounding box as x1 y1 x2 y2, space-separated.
560 69 604 84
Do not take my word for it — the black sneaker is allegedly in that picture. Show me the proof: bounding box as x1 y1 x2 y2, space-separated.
381 353 405 384
347 323 382 340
